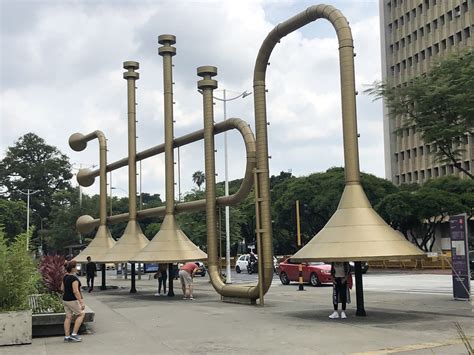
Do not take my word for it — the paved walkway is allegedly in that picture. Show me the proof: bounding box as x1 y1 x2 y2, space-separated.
1 272 472 355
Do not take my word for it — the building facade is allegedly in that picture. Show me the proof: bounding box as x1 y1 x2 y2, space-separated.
380 0 473 185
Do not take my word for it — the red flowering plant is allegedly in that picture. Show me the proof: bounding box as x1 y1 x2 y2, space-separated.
38 255 66 294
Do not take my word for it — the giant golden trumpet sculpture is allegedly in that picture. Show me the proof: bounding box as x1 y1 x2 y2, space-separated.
72 4 423 306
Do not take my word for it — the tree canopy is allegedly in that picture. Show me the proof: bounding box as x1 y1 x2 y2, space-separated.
366 50 474 177
0 133 73 219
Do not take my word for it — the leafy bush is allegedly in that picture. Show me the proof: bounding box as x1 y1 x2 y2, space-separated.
0 229 40 311
38 255 65 294
31 293 64 314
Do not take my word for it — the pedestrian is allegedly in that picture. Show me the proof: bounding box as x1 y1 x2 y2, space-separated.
179 261 200 300
329 261 352 319
61 260 85 342
85 256 97 293
155 263 168 296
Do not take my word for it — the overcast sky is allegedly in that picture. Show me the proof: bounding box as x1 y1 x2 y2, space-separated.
1 0 384 199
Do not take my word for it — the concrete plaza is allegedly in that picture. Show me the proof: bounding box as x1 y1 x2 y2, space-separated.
2 271 472 355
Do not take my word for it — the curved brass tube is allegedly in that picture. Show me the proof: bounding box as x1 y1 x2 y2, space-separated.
76 118 256 233
69 131 108 226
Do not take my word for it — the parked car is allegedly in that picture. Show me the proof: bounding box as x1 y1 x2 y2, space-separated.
278 258 332 286
194 261 206 277
470 251 474 280
235 254 279 274
235 254 249 273
349 261 369 274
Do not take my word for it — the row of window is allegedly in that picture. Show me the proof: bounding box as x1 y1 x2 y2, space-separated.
388 1 468 33
395 161 471 184
389 27 471 75
395 137 470 162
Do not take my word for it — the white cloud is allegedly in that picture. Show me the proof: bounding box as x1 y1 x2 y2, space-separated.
1 0 386 202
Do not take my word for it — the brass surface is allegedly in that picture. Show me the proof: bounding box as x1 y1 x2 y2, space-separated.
131 214 206 262
103 61 149 263
68 131 116 262
102 221 149 263
75 118 256 234
74 225 116 262
292 185 424 262
132 35 206 263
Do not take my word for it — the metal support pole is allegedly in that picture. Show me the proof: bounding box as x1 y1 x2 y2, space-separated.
223 89 232 284
296 200 304 291
100 263 106 290
167 263 175 297
130 263 137 293
354 261 366 316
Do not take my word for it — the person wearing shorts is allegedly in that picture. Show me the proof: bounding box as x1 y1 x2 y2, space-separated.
179 262 199 300
61 260 86 342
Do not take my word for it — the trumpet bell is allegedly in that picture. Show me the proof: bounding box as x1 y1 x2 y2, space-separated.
131 214 207 263
101 220 149 263
74 225 116 263
291 184 424 262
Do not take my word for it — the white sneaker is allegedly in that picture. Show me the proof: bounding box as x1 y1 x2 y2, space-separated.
329 311 339 319
154 293 160 297
341 311 347 319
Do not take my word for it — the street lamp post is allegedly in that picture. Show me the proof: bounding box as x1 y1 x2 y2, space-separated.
18 189 41 251
214 89 251 283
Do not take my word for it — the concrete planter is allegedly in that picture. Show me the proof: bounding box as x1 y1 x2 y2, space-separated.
0 310 32 346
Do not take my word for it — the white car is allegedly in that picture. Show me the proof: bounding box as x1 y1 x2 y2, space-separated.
235 254 278 274
235 254 249 273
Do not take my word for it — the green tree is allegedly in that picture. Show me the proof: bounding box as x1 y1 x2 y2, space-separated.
192 171 205 190
0 199 26 243
0 133 74 220
366 50 474 177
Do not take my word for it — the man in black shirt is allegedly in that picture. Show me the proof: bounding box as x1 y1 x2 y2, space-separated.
85 256 97 293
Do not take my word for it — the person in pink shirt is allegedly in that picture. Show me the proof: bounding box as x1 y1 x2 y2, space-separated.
179 262 200 299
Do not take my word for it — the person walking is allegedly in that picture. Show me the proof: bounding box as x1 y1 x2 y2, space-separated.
61 260 86 342
85 256 97 293
155 263 168 296
329 261 352 319
179 262 199 300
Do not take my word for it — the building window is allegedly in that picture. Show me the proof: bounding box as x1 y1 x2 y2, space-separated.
464 27 471 40
421 170 425 180
420 27 424 37
406 12 410 21
420 146 424 155
408 173 412 182
441 166 446 175
449 35 454 46
391 66 395 75
394 19 398 29
414 53 419 63
434 43 439 54
427 169 432 178
462 1 468 13
426 144 430 153
395 175 400 184
426 23 431 33
427 47 432 57
407 34 411 44
401 151 405 160
407 150 411 159
408 57 413 66
454 6 461 17
402 174 406 183
413 148 417 157
412 8 416 18
441 39 447 50
434 167 439 177
414 171 418 181
396 63 401 73
421 50 426 60
400 16 404 25
388 23 393 33
440 15 445 25
418 4 423 15
413 31 418 40
448 165 454 174
456 31 462 43
424 0 429 9
402 60 407 69
395 153 399 162
401 38 405 47
433 19 438 29
464 161 471 171
447 11 453 21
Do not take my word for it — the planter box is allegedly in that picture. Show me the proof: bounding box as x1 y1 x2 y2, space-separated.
32 307 95 337
0 310 32 346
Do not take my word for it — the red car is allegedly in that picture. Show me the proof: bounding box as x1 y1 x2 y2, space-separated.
278 258 332 287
